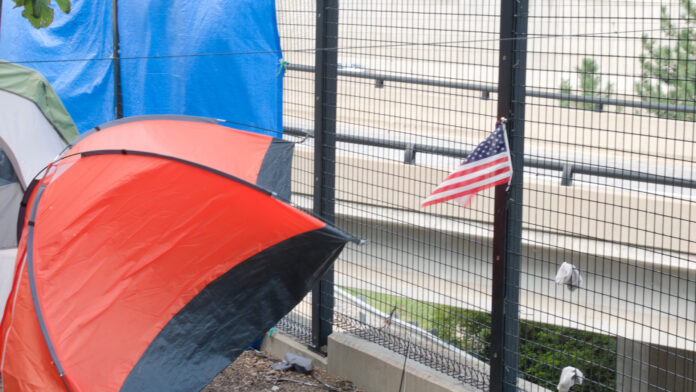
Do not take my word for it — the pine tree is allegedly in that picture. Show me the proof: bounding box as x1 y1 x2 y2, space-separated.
560 58 613 111
636 0 696 121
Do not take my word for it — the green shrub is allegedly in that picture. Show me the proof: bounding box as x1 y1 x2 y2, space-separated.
435 306 492 360
518 322 616 391
345 289 617 391
436 306 616 391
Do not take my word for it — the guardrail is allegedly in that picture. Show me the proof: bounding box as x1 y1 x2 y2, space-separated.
284 126 696 189
287 63 696 115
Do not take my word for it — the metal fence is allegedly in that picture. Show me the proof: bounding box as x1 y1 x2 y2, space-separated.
275 1 696 391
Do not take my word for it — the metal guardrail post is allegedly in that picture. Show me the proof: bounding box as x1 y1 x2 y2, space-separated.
491 0 528 391
311 0 339 353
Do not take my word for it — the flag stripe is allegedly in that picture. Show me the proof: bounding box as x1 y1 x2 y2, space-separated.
429 166 511 196
431 161 510 192
451 152 508 175
421 176 511 207
423 171 511 204
448 154 509 179
423 172 510 208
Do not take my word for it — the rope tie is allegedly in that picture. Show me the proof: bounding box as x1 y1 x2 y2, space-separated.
276 59 289 78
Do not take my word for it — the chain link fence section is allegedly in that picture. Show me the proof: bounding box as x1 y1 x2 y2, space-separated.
275 0 317 346
511 0 695 391
276 1 695 391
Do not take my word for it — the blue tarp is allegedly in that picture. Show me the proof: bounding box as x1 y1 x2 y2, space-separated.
0 1 282 136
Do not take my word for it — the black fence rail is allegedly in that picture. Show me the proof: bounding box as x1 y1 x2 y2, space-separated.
284 126 696 189
276 1 696 391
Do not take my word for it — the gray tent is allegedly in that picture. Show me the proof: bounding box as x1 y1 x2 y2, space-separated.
0 61 78 310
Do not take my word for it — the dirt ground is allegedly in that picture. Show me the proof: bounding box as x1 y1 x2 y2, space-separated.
203 350 365 392
0 350 362 392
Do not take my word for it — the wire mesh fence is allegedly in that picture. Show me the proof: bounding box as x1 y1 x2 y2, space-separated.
276 1 695 391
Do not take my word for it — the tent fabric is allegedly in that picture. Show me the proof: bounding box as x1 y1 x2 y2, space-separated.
1 247 66 392
0 89 70 189
0 149 17 185
0 62 75 250
0 62 76 351
0 1 283 136
121 229 344 391
0 62 79 141
0 182 21 326
1 118 350 392
0 61 78 189
69 115 293 200
0 183 22 250
257 139 294 201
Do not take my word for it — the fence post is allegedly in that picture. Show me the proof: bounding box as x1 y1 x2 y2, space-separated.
490 0 528 391
310 0 339 353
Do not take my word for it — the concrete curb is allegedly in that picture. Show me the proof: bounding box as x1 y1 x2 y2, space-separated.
328 332 479 392
261 330 328 371
261 330 476 391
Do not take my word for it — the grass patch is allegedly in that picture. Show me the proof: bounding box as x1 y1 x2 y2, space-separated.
344 288 616 391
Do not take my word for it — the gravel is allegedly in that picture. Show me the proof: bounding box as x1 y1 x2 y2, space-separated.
203 350 365 392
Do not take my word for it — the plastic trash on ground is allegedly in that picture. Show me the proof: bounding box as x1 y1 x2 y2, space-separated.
270 352 314 374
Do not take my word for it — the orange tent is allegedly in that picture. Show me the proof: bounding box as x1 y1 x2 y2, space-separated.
1 116 350 391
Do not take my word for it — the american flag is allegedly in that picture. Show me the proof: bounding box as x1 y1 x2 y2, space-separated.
421 121 512 208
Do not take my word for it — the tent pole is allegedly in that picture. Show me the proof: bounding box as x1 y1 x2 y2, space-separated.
111 0 123 119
